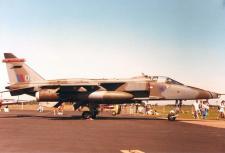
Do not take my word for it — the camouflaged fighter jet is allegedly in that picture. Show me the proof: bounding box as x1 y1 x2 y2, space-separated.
2 53 221 120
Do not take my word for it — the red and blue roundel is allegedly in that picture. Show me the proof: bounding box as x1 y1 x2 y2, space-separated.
16 74 30 82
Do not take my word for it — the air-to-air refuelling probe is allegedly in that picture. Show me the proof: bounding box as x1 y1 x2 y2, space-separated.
2 53 221 120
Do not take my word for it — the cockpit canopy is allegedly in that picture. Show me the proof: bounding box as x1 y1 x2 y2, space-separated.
133 74 184 85
150 76 183 85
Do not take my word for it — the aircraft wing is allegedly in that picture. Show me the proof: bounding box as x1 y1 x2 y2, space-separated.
7 83 101 94
40 82 126 92
57 84 101 92
100 82 125 90
39 83 101 92
6 87 36 96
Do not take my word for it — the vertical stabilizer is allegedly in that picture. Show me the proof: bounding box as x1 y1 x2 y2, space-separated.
3 53 45 84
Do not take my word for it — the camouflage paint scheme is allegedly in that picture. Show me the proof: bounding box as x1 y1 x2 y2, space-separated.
2 53 220 108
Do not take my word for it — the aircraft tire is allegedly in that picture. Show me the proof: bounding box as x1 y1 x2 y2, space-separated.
82 111 92 119
112 111 117 116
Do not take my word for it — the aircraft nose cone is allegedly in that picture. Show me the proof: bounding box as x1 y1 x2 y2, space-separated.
197 90 220 99
210 92 220 99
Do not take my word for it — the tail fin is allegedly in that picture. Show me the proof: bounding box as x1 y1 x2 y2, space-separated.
3 53 45 84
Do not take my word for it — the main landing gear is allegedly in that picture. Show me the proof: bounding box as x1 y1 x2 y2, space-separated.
80 104 99 120
73 102 99 119
82 109 98 119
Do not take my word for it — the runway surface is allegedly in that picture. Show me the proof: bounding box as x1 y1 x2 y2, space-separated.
0 110 224 153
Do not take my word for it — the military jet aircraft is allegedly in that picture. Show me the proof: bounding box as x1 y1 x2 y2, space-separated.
2 53 221 120
0 99 23 107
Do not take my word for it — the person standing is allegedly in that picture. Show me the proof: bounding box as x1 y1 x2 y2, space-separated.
192 100 200 119
3 105 9 112
218 100 225 119
37 103 44 112
205 100 210 118
201 101 209 119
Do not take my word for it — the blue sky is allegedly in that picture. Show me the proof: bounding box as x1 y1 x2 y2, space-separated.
0 0 225 99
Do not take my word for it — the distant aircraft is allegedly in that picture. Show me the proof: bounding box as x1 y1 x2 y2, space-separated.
0 99 17 108
0 91 18 108
0 98 27 110
2 53 221 120
0 91 32 110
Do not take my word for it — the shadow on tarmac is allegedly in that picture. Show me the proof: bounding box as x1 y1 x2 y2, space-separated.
0 113 167 121
51 116 166 121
